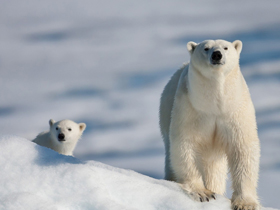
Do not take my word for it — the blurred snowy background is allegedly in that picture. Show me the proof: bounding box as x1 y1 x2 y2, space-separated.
0 0 280 208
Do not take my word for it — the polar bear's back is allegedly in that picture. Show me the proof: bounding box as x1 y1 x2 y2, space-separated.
159 64 189 180
32 131 52 149
159 64 188 141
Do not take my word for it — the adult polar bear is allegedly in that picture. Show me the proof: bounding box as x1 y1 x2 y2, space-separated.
159 40 260 210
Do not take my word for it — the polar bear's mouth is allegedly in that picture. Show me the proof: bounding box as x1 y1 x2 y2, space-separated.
211 60 225 65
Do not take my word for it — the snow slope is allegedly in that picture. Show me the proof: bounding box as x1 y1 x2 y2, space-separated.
0 136 277 210
0 0 280 208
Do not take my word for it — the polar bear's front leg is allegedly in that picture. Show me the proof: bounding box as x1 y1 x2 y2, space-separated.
170 137 216 202
226 123 260 210
169 89 216 202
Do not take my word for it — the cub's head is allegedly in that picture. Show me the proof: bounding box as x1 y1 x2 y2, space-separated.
49 119 86 144
187 39 242 77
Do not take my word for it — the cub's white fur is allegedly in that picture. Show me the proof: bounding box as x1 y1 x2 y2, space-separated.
159 40 260 210
33 119 86 156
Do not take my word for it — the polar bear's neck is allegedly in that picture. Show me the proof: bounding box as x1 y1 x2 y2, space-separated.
187 63 242 115
50 138 78 156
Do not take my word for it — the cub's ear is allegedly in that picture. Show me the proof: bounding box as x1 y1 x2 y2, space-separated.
187 41 197 54
232 40 242 54
79 123 86 133
49 119 55 127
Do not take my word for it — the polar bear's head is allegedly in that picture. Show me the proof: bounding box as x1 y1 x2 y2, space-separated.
187 39 242 77
49 119 86 144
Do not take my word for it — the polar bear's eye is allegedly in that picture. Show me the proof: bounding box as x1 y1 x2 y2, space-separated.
204 48 209 51
68 128 72 131
224 47 228 50
56 127 58 130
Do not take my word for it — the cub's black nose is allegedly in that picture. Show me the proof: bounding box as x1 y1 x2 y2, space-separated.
58 133 65 141
211 51 222 61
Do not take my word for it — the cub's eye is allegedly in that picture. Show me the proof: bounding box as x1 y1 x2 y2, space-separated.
68 128 72 131
224 47 228 50
204 48 209 51
56 127 58 130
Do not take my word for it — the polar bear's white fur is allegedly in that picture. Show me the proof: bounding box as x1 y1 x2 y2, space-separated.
159 40 260 210
33 119 86 156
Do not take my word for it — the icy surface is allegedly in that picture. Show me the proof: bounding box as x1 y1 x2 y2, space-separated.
0 0 280 208
0 136 277 210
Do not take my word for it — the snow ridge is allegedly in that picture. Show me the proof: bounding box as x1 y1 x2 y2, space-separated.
0 136 277 210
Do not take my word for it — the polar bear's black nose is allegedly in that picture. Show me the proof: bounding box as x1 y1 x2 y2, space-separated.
58 133 65 141
211 51 222 61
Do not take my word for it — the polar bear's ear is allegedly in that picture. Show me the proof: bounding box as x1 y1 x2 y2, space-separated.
79 123 86 133
49 119 55 127
232 40 242 54
187 41 197 54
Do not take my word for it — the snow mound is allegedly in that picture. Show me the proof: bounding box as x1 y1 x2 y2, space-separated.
0 136 277 210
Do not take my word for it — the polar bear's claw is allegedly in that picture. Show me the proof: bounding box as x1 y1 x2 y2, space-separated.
189 189 215 203
232 200 259 210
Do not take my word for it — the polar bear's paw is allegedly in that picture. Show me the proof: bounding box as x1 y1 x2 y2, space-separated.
188 188 216 202
231 197 259 210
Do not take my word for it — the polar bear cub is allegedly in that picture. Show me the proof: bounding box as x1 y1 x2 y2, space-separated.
159 40 260 210
33 119 86 156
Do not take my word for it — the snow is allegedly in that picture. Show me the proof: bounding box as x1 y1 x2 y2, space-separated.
0 0 280 209
0 136 277 210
